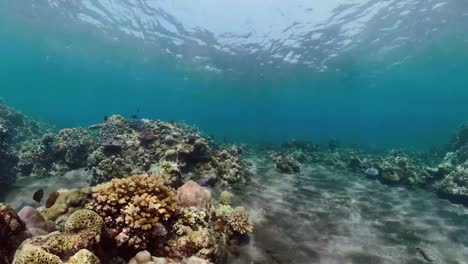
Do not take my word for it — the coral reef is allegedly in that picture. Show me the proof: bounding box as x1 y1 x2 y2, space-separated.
84 174 252 263
373 151 429 185
14 209 103 262
17 129 96 177
433 166 468 202
0 103 47 188
275 155 301 174
1 203 28 264
86 174 178 250
163 206 225 262
43 188 89 222
87 116 251 186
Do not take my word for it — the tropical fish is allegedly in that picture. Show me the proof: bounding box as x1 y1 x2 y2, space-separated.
196 178 215 187
33 189 44 203
88 123 106 130
45 191 60 208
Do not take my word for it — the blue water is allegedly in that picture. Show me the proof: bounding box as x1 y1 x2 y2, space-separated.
1 0 468 148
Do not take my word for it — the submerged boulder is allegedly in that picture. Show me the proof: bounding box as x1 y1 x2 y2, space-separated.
1 203 28 264
18 206 55 237
275 155 301 174
176 181 211 211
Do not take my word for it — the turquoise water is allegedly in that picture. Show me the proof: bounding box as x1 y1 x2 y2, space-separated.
2 1 468 263
1 1 468 149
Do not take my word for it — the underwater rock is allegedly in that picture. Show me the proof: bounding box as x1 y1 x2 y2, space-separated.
364 167 379 177
176 181 212 211
449 123 468 151
43 188 89 222
66 249 101 264
376 152 428 185
128 250 169 264
433 167 468 204
18 206 55 237
184 257 209 264
275 155 301 174
0 203 28 264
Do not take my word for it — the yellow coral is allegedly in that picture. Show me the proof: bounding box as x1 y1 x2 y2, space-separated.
64 209 103 234
13 244 62 264
86 174 178 249
219 191 233 205
66 249 101 264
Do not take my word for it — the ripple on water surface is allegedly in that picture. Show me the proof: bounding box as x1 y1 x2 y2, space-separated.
228 161 468 264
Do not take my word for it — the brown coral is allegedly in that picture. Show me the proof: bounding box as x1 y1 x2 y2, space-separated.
86 174 178 250
226 207 253 235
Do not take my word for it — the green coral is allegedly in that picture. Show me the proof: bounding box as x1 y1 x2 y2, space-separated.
13 245 62 264
64 209 103 234
44 189 88 221
219 191 233 205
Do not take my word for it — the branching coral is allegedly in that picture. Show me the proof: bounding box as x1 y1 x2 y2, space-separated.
86 174 178 250
226 207 253 235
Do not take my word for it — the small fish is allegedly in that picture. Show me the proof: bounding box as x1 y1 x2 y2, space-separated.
88 123 106 130
196 178 215 187
365 167 379 177
104 115 108 122
33 189 44 203
130 114 139 119
45 191 60 208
